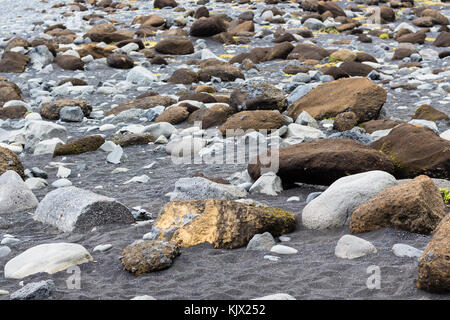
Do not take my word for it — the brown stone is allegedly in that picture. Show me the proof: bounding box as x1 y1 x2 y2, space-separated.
40 99 91 120
112 133 156 147
433 32 450 47
0 146 25 178
264 42 294 61
0 52 30 73
198 65 245 82
286 78 387 122
230 83 287 112
154 199 297 249
0 80 22 107
106 53 134 69
53 135 105 157
0 105 28 120
219 110 285 136
190 16 227 37
350 175 446 235
54 55 84 70
417 213 450 293
155 106 189 125
359 119 399 133
154 38 194 55
412 104 449 121
371 124 450 179
106 95 176 116
166 68 199 84
333 111 358 132
248 138 395 187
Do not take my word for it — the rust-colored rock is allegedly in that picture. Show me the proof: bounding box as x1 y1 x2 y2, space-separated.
154 199 297 249
350 175 446 235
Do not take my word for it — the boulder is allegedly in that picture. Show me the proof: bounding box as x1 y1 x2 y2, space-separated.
154 38 194 55
0 105 28 120
249 172 283 196
412 104 448 121
0 171 38 215
0 52 30 73
40 99 91 120
0 80 22 107
154 0 178 8
416 213 450 292
155 106 189 124
54 55 84 70
350 175 446 235
286 78 387 123
4 243 93 279
24 120 67 151
190 16 227 37
106 53 134 69
33 186 134 232
248 138 395 188
10 280 55 300
359 119 399 134
198 65 245 82
187 104 233 128
169 176 248 201
246 232 276 251
302 171 397 229
333 111 358 132
121 240 180 276
0 146 24 178
433 32 450 47
167 68 199 84
154 199 297 249
334 235 377 259
230 83 287 112
370 124 450 179
53 135 105 157
219 110 285 136
106 95 176 116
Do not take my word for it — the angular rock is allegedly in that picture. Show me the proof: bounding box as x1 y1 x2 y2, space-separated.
0 171 38 215
335 235 377 259
219 110 285 136
0 146 24 178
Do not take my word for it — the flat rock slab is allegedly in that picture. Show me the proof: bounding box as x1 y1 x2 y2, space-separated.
33 186 134 232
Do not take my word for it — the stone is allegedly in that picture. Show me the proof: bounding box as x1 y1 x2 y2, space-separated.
219 110 285 136
167 68 199 85
33 138 64 156
249 172 283 196
350 175 446 235
198 65 245 82
51 179 72 188
187 104 233 129
433 32 450 47
335 235 377 259
371 124 450 179
155 106 189 125
106 54 134 69
190 16 227 37
154 0 178 8
270 244 298 255
113 133 155 147
252 293 296 300
121 240 180 276
302 171 397 229
154 199 297 249
169 177 247 201
53 135 105 157
0 146 24 178
106 145 123 164
0 80 22 108
106 95 176 116
0 171 38 215
126 66 157 85
10 280 55 300
412 104 448 121
144 122 176 139
59 106 84 122
166 136 206 158
416 213 450 292
246 232 276 251
0 52 30 73
40 99 91 120
248 138 395 188
33 186 134 232
392 244 423 258
4 243 93 279
286 78 387 123
333 111 358 132
230 83 287 112
155 38 194 55
54 55 84 70
285 123 326 141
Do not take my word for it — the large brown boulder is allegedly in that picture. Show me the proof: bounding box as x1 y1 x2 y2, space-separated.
350 175 446 235
219 110 285 136
0 146 25 178
120 240 180 276
0 52 30 73
0 80 22 107
264 42 294 61
359 119 399 133
286 78 387 122
53 135 105 157
198 65 244 82
412 104 449 121
40 99 91 120
112 133 156 148
397 32 426 44
190 16 227 37
154 199 297 249
155 106 189 124
370 124 450 179
154 0 178 9
5 37 30 52
106 95 176 116
154 38 194 55
106 54 134 69
54 55 84 71
416 213 450 293
421 9 449 26
338 61 374 77
230 83 287 112
187 104 234 128
0 105 27 120
248 138 395 188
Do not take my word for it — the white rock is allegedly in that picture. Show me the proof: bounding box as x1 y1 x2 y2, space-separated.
99 141 117 152
25 177 48 190
302 171 397 229
287 196 300 202
24 120 67 152
33 138 65 155
106 145 123 164
440 129 450 141
126 66 157 86
93 244 112 252
252 293 295 300
392 243 423 258
335 235 377 259
408 119 439 134
270 245 298 255
263 255 280 262
123 175 150 184
170 177 247 200
0 171 39 215
131 295 156 300
51 178 72 188
4 243 93 279
144 122 176 139
285 123 325 140
249 172 283 196
56 166 71 179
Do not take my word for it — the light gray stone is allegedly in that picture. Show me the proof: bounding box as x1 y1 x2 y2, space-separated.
33 186 134 232
335 235 377 259
10 280 55 300
249 172 283 196
0 171 39 215
170 177 247 201
246 232 276 251
392 243 423 258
